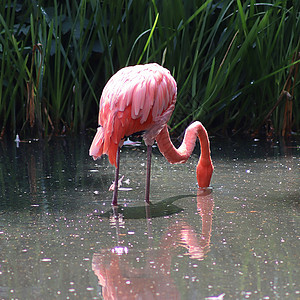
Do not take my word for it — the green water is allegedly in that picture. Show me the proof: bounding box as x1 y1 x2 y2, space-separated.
0 137 299 299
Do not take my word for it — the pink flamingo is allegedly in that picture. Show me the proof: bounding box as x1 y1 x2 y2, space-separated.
89 63 213 205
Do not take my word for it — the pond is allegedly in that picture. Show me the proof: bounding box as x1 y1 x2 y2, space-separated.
0 135 299 299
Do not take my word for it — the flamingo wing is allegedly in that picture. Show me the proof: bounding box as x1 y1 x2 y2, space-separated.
89 63 177 166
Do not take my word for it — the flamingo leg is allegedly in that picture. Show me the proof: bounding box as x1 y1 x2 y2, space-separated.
112 147 121 206
145 145 152 204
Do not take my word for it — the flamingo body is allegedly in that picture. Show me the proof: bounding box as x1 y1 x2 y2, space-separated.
89 63 177 167
90 63 213 205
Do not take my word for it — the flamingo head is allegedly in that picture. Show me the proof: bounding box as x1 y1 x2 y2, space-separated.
196 157 214 188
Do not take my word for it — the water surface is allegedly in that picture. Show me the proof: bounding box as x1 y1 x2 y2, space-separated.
0 136 299 299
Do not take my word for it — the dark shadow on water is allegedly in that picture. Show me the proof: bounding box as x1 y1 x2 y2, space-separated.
94 194 195 219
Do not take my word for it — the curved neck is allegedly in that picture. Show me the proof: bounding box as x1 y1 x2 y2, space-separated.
155 121 213 187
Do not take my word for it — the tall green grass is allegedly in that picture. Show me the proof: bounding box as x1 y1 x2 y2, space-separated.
0 0 299 139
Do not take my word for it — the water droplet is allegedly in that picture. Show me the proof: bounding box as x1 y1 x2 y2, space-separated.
40 258 51 262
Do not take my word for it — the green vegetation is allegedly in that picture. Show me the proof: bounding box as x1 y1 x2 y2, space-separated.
0 0 299 139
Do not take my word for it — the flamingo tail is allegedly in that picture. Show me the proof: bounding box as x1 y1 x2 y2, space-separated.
155 122 213 187
89 126 105 160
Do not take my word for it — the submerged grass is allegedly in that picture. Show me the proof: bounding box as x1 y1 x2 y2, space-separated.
0 0 299 139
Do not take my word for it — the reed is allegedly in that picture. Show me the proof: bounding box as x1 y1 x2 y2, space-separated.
0 0 299 139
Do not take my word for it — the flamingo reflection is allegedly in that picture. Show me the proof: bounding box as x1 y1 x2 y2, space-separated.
92 189 214 299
